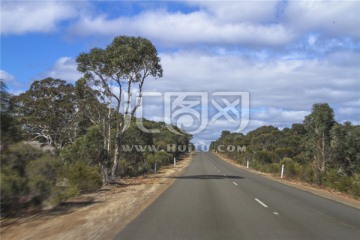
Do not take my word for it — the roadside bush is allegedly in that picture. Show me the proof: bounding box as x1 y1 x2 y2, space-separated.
1 143 43 176
0 169 28 215
155 151 173 164
254 151 276 164
64 162 102 193
300 164 315 183
144 151 173 173
60 125 109 166
0 143 65 215
348 175 360 197
280 157 300 179
269 163 281 174
25 156 63 207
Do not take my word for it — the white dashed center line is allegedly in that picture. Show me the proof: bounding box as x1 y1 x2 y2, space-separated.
232 182 238 186
255 198 268 208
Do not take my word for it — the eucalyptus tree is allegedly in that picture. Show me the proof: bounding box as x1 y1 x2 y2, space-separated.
11 78 77 150
304 103 335 173
330 122 360 176
76 36 163 183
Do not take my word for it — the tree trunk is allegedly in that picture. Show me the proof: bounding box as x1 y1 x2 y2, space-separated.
99 119 110 185
100 162 109 184
111 132 122 180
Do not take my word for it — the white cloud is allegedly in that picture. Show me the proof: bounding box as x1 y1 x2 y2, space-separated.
284 0 360 40
0 70 15 83
40 57 82 83
155 50 359 105
0 1 79 35
254 108 309 123
338 107 358 116
185 0 278 23
68 10 294 47
0 70 27 95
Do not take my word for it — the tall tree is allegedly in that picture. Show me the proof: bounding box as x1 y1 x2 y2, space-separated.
330 122 360 176
11 78 77 150
304 103 335 173
76 36 163 183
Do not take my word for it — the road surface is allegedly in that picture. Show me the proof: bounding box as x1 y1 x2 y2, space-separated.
115 152 360 240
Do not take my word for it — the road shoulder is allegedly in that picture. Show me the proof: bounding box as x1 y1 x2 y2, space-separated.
214 152 360 210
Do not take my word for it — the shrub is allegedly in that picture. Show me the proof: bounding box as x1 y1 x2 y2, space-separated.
25 156 63 207
0 169 28 215
64 162 102 193
0 143 65 215
300 164 315 183
280 157 300 179
348 175 360 197
269 163 281 174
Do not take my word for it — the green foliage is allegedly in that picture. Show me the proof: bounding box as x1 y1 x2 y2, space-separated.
11 78 77 149
330 122 360 176
0 143 63 216
304 103 335 172
145 151 173 173
255 151 277 164
280 157 300 178
61 125 109 166
26 156 63 204
77 36 163 84
1 143 44 177
63 162 102 193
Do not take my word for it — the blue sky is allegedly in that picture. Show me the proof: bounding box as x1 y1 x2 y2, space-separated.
1 0 360 145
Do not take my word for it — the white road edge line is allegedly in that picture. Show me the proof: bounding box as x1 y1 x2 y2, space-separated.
255 198 268 208
232 182 238 186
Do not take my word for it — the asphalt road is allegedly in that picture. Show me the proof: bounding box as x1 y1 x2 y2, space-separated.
115 152 360 240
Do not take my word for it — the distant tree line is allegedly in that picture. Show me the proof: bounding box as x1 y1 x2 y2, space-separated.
210 103 360 197
0 36 192 216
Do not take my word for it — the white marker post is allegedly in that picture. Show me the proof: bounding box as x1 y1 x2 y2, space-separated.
174 157 176 166
246 160 249 169
155 162 157 173
281 164 284 178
